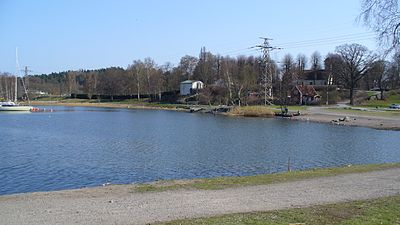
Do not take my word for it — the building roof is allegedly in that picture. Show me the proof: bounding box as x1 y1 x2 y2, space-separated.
295 85 318 96
181 80 194 84
180 80 203 84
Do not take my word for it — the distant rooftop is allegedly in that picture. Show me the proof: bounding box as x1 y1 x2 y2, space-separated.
180 80 194 84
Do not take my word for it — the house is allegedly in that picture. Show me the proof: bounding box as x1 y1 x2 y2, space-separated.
180 80 204 96
291 85 321 105
296 70 329 86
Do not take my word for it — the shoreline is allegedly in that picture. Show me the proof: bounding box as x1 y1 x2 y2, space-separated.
1 166 399 225
29 101 188 111
2 163 398 197
30 101 400 130
293 109 400 131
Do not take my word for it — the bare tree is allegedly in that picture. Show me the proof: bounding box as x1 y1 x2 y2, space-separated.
0 73 14 100
83 72 97 100
324 53 343 85
150 69 165 100
144 57 156 98
296 54 307 79
388 53 400 89
360 0 400 52
97 67 124 101
221 57 236 105
66 71 77 97
369 60 391 99
310 51 322 71
179 55 198 80
193 47 219 85
334 43 378 105
128 60 146 100
281 54 296 104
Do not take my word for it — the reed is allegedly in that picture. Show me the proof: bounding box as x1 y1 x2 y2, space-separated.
228 106 275 117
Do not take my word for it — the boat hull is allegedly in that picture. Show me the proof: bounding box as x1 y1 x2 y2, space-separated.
0 106 33 111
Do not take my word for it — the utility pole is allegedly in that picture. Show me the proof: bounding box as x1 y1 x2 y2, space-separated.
22 66 32 101
22 66 32 92
326 64 333 105
253 37 281 105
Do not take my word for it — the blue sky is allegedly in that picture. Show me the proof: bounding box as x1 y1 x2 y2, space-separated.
0 0 377 74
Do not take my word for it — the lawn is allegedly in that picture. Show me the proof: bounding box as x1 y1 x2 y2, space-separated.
154 195 400 225
134 163 400 193
324 107 400 117
360 91 400 108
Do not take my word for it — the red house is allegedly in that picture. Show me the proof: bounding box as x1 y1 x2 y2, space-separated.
291 85 321 105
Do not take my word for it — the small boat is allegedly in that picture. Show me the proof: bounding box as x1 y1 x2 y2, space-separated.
274 111 301 118
0 101 33 112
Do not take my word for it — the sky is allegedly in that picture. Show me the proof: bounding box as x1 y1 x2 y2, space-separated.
0 0 378 75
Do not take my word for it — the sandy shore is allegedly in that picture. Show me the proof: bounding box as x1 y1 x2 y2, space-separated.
293 107 400 130
0 168 399 225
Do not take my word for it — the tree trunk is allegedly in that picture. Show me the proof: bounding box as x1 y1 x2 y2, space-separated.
137 81 140 100
238 85 243 107
226 71 234 106
349 87 354 105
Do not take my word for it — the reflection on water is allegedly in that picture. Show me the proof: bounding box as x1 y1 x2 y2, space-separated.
1 106 399 195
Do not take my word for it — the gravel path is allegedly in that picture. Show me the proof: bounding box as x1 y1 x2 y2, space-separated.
1 168 400 225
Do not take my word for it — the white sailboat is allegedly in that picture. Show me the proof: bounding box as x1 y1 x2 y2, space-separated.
0 48 33 112
0 101 33 111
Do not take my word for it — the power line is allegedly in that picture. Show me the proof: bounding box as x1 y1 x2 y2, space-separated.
280 37 375 50
277 32 375 46
215 32 375 57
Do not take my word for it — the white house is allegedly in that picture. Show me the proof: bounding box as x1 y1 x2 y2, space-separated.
180 80 204 96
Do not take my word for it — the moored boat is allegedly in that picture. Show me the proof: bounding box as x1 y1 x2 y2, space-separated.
0 101 33 111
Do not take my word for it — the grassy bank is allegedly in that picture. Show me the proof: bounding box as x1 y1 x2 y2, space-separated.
227 106 275 117
360 90 400 108
154 195 400 225
324 107 400 117
134 163 400 192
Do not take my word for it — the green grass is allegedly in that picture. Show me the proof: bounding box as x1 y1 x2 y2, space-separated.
325 107 400 117
366 90 378 97
154 195 400 225
360 91 400 108
134 163 400 193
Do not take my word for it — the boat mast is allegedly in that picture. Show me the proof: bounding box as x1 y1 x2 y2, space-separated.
15 47 19 102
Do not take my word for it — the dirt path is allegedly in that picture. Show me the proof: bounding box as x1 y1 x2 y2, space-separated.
1 168 399 225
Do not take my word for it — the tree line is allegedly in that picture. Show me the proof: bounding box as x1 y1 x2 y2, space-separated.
1 44 400 105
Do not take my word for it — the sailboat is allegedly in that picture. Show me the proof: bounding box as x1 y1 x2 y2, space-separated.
0 48 33 112
0 100 33 111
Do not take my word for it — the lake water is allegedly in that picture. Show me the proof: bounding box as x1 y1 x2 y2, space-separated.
1 106 399 195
